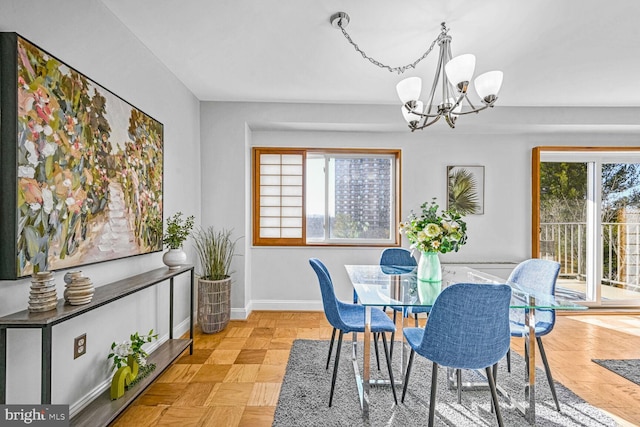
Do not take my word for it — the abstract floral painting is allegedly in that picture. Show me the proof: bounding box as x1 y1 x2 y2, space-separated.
0 34 163 278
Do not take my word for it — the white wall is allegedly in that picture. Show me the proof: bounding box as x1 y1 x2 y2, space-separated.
0 0 201 412
200 102 640 312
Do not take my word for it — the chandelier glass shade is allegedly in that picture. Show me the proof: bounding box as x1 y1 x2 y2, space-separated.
330 13 503 130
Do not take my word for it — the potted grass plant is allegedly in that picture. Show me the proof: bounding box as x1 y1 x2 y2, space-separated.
193 227 239 333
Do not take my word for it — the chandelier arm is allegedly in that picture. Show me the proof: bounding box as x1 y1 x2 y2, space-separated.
425 40 446 116
337 21 444 74
453 104 491 115
411 115 442 130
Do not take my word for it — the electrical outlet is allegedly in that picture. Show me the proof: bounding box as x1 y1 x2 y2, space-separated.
74 333 86 359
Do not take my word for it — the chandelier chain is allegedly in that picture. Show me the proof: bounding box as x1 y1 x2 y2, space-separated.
337 21 445 74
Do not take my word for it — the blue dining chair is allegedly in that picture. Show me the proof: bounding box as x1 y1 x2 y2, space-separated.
401 283 512 427
506 258 562 411
378 248 425 360
309 258 398 406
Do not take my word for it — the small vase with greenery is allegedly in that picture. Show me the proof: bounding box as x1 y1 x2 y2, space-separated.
193 227 239 333
163 212 195 249
162 212 194 269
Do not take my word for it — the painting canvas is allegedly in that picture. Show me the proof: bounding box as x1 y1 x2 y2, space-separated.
447 165 484 215
0 33 163 279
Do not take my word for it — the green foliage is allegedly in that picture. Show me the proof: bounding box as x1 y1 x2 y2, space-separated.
332 213 369 238
107 329 158 371
193 227 239 280
162 212 195 249
400 199 467 254
448 168 480 215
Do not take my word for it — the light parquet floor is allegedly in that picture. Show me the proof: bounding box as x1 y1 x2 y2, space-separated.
112 312 640 426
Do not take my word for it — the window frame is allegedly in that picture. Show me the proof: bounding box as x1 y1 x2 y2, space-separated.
252 147 401 247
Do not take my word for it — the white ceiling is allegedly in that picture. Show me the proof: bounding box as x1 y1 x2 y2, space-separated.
100 0 640 107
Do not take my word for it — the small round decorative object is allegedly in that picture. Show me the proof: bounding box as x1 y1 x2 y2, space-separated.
64 270 83 284
63 271 95 305
163 248 187 270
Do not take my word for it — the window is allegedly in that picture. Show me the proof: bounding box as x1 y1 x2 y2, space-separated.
253 148 400 246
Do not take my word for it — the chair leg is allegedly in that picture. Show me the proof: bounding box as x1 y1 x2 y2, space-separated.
485 366 504 427
537 336 561 412
329 331 344 407
401 349 415 402
456 369 462 404
414 313 419 327
506 348 511 373
490 363 499 413
373 332 381 371
326 327 336 370
380 333 398 404
389 310 398 362
428 362 438 427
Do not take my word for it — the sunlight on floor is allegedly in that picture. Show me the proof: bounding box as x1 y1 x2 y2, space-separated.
566 315 640 337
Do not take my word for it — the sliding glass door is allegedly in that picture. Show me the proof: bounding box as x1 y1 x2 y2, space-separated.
534 148 640 307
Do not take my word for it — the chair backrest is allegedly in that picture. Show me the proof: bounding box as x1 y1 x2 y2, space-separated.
309 258 347 331
379 248 417 267
508 259 561 328
419 283 512 370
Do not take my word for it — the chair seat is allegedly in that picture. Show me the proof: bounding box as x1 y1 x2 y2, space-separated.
403 326 424 351
338 302 396 333
509 321 553 337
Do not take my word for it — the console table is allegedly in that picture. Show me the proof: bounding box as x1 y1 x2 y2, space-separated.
0 264 194 424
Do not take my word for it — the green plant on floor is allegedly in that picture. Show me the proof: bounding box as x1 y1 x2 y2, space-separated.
193 227 239 280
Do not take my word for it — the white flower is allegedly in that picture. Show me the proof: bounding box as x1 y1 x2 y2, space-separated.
24 140 39 166
43 125 53 136
63 179 72 188
41 142 57 157
30 202 41 211
425 223 441 238
33 124 44 133
42 188 54 214
113 342 132 358
65 197 75 206
18 166 35 178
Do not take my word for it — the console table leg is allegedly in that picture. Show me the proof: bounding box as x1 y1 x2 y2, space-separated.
1 327 6 404
169 278 174 340
190 270 194 354
42 326 52 403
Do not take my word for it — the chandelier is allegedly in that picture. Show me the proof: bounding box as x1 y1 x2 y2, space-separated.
330 12 503 130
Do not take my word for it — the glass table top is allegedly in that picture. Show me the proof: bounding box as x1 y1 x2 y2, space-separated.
344 264 588 311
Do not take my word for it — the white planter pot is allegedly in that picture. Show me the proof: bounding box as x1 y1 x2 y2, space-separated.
162 248 187 270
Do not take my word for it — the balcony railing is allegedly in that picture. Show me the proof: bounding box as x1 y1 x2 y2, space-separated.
540 222 640 292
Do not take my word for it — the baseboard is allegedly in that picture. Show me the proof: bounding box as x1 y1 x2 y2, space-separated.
249 299 323 312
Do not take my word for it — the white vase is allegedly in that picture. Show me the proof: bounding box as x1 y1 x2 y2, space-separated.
163 248 187 270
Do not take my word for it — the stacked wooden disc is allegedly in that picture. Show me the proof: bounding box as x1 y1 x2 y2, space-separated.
28 271 59 312
64 271 95 305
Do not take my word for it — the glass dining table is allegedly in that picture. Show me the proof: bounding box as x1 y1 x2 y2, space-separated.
344 263 588 425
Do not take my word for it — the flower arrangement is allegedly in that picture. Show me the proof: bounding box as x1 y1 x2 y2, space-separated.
162 212 195 249
108 329 158 371
399 199 467 254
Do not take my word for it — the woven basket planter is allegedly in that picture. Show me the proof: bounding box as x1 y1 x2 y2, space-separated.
197 277 231 334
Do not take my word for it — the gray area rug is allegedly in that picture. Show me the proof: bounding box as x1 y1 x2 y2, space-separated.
592 359 640 386
274 339 616 426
